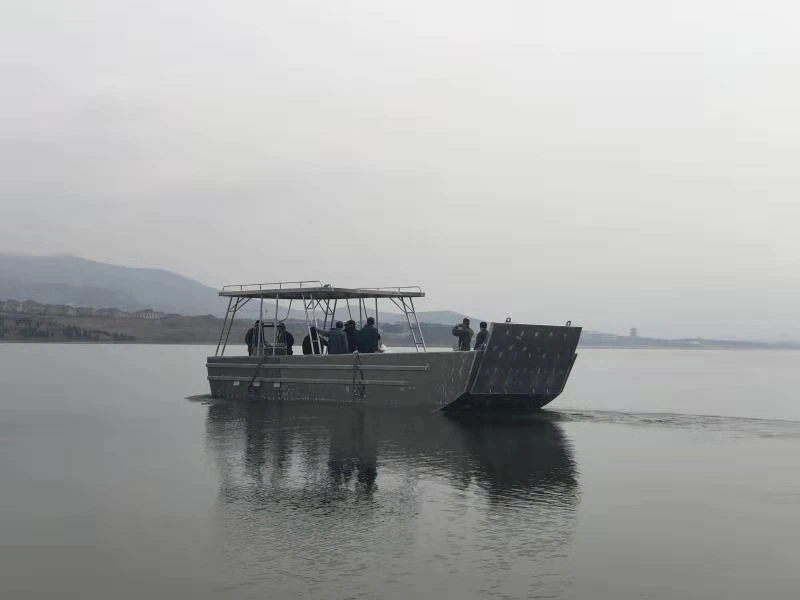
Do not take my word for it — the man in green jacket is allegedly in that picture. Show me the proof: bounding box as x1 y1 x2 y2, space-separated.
452 318 474 351
356 317 381 353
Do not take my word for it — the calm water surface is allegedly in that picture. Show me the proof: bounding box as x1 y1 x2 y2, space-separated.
1 344 799 599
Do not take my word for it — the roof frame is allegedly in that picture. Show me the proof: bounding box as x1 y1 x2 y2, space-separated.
219 284 425 301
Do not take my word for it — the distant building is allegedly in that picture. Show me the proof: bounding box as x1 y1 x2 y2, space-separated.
44 304 69 316
96 307 127 318
629 328 638 338
21 300 45 314
75 306 95 317
133 309 165 321
2 299 20 313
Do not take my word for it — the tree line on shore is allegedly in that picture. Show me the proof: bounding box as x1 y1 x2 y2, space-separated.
0 315 135 342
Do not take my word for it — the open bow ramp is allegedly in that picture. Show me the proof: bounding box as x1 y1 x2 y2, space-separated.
444 323 581 412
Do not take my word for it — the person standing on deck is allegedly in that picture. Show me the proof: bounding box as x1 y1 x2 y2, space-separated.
356 317 381 353
302 326 326 355
475 322 489 350
452 318 474 351
276 323 294 355
321 321 349 354
245 320 261 356
344 320 358 353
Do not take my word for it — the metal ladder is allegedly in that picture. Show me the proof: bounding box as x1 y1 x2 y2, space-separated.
302 295 323 354
400 297 427 352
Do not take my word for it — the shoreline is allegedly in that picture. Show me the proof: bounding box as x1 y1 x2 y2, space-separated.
1 339 796 351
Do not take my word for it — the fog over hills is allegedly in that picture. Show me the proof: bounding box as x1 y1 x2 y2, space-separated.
0 254 221 316
0 254 478 324
2 254 796 342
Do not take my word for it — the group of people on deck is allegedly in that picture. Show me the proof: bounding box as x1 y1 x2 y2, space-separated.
302 317 381 355
246 316 489 355
245 317 382 356
451 318 489 351
245 321 295 356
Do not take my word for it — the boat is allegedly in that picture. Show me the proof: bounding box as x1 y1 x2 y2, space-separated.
206 281 581 412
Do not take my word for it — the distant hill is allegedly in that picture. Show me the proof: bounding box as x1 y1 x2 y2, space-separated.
324 308 480 326
0 254 222 316
0 255 476 324
380 310 481 325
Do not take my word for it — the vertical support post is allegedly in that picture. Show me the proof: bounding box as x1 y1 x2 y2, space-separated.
258 295 264 357
322 299 331 330
302 293 312 356
221 297 246 356
273 293 279 355
311 296 321 354
215 297 233 356
302 293 322 355
409 297 426 352
400 296 411 349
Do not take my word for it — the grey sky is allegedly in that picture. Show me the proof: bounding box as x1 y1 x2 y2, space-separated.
2 0 798 340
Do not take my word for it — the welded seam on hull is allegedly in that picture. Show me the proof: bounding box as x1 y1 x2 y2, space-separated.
208 375 409 386
205 363 429 371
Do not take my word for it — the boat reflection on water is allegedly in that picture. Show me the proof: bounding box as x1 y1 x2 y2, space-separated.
205 402 578 503
204 402 580 598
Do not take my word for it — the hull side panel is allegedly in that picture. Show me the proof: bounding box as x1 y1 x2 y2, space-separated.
206 324 581 412
207 351 475 409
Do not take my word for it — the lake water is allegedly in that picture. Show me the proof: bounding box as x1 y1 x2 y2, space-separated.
1 344 799 599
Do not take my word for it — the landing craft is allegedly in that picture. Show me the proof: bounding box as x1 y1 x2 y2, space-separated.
206 281 581 412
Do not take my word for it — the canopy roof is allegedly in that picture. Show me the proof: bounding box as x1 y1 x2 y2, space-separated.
220 283 424 301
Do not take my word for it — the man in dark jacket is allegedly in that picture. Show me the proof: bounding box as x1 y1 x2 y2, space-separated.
276 323 294 355
321 321 349 354
474 321 489 350
302 326 326 355
356 317 381 353
452 318 474 351
344 320 358 353
245 320 261 356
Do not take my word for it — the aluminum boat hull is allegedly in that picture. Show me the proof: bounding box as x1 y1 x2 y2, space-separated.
207 323 581 411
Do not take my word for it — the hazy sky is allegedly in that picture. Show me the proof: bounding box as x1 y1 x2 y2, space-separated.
2 0 798 339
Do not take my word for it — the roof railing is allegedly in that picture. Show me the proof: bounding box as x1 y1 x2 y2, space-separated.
221 280 323 294
358 285 424 295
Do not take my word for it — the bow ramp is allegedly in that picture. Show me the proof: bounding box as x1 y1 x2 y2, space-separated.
444 323 582 413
